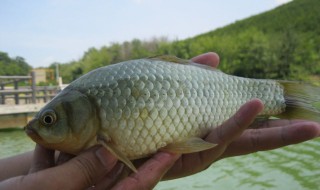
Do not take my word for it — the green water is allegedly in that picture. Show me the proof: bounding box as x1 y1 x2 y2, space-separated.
1 129 319 190
0 129 35 158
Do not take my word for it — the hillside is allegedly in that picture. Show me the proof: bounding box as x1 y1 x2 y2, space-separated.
54 0 320 83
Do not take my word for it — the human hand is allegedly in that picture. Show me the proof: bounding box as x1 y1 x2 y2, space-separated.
0 144 180 190
158 52 320 180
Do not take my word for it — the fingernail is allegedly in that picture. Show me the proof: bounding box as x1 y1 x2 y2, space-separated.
95 147 117 167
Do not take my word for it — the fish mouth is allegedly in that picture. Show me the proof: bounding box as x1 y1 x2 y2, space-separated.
24 122 43 141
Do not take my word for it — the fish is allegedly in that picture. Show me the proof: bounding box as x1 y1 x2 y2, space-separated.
24 55 320 172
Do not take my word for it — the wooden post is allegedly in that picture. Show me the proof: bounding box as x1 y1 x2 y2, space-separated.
0 84 4 104
44 86 48 102
31 71 36 104
14 80 19 104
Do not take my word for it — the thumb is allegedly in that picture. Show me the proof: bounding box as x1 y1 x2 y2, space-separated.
53 146 118 189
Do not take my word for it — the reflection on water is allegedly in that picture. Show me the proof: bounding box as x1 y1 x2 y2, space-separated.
0 129 319 189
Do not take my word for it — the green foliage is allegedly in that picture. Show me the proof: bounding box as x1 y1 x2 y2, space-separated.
37 81 55 86
52 0 320 84
55 37 171 82
0 52 32 76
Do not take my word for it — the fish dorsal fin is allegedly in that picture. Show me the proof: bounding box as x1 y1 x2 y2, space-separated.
97 134 137 173
160 137 217 153
189 62 220 71
149 55 191 64
149 55 218 71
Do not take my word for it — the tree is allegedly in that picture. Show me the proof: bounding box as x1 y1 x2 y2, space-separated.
0 51 32 76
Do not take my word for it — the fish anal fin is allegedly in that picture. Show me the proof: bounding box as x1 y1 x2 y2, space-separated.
161 137 217 154
97 134 137 173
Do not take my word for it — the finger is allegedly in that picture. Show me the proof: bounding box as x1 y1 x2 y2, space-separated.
56 152 75 165
250 119 308 129
29 144 55 173
16 146 118 190
221 121 320 158
206 99 264 145
191 52 220 68
93 163 128 190
59 146 118 189
112 152 180 190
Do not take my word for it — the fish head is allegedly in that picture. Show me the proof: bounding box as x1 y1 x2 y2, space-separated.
25 89 99 154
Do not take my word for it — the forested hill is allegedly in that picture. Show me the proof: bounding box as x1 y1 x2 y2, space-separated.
176 0 320 80
54 0 319 83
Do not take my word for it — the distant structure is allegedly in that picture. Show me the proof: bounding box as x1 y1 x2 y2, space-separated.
32 68 55 84
0 68 68 129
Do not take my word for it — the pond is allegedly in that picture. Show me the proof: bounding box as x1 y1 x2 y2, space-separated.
0 129 319 190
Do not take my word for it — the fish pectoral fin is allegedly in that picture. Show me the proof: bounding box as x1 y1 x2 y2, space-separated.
97 134 137 173
160 137 217 154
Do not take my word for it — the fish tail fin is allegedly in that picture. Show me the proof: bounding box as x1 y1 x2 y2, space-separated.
277 81 320 122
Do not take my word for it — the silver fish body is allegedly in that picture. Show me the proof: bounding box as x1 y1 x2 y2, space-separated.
68 58 285 159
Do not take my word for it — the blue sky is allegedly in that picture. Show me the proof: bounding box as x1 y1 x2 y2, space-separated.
0 0 291 68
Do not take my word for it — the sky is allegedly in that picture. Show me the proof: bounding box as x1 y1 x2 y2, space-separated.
0 0 292 68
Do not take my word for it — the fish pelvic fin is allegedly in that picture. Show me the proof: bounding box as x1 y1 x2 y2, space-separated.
97 134 137 173
160 137 217 154
277 81 320 122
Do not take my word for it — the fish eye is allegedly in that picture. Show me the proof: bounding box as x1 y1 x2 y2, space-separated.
41 110 57 126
